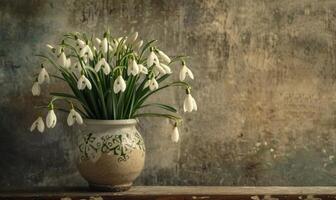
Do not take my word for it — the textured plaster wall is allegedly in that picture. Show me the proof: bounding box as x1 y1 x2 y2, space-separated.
1 0 336 188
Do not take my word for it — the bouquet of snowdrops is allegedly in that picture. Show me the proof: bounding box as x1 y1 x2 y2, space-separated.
30 31 197 142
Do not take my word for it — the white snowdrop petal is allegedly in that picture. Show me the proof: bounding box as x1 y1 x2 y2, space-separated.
160 63 172 74
46 110 57 128
127 32 138 44
77 39 86 48
144 80 150 89
94 59 104 72
192 97 197 111
75 111 83 124
46 44 53 49
134 40 143 49
85 78 92 90
149 78 159 91
32 82 41 96
102 37 108 53
183 94 197 112
158 50 171 63
95 38 101 45
58 52 67 67
67 112 75 126
38 68 50 84
30 121 37 132
171 127 179 143
147 51 156 67
187 68 194 79
179 66 187 81
113 76 126 93
103 61 111 75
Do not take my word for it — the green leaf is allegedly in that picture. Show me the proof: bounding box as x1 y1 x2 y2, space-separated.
50 92 77 99
139 103 177 113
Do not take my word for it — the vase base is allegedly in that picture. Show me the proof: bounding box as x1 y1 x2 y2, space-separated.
89 182 132 192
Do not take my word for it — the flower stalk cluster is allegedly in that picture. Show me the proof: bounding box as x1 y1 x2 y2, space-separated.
30 31 197 142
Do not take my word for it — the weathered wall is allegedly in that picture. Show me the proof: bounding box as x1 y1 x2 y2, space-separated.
1 0 336 188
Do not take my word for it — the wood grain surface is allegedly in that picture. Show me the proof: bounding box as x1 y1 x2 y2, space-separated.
1 186 336 200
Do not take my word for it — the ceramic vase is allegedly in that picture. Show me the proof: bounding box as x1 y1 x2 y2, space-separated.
76 119 145 191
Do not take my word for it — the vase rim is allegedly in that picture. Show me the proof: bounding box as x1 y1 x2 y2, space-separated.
84 119 137 125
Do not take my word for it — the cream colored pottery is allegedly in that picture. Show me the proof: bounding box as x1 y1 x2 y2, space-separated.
76 119 145 191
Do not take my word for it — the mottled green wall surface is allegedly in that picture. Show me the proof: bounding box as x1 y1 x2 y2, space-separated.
1 0 336 188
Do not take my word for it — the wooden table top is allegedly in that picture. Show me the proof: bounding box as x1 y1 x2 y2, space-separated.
1 186 336 200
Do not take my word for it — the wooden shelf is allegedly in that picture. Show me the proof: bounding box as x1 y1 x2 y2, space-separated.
1 186 336 200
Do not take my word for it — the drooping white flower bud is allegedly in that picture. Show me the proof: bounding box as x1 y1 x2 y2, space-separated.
77 39 86 49
94 58 111 75
77 75 92 90
144 77 159 91
46 109 57 128
67 108 83 126
157 50 171 63
101 37 108 53
30 116 45 133
133 40 143 50
171 126 179 142
127 59 140 76
113 75 126 93
31 81 41 96
127 32 138 44
147 51 158 67
80 45 94 61
65 58 71 68
46 44 54 50
160 63 172 74
153 61 166 75
95 38 101 46
38 66 50 84
179 63 194 81
183 93 197 112
138 64 148 74
57 52 67 67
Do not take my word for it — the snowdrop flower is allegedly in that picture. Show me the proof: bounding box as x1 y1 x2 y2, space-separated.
30 117 45 133
144 77 159 91
38 66 50 84
31 81 41 96
157 50 171 63
65 58 71 68
179 63 194 81
82 55 88 64
80 45 94 61
127 59 140 76
95 37 101 45
95 58 111 75
171 126 179 143
160 63 172 74
101 37 108 53
127 32 138 44
46 109 57 128
153 61 166 75
113 75 126 93
77 75 92 90
147 50 158 67
71 61 82 74
67 108 83 126
183 93 197 112
138 64 148 74
57 51 67 67
46 44 54 50
77 39 86 49
133 40 143 50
